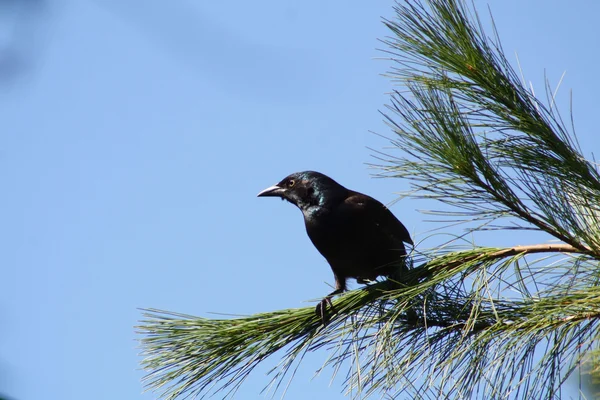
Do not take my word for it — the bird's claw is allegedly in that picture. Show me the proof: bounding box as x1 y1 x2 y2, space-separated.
315 297 334 324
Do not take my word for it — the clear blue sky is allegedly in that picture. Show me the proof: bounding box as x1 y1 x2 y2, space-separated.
1 1 598 399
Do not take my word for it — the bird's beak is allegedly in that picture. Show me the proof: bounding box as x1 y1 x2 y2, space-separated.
257 184 285 198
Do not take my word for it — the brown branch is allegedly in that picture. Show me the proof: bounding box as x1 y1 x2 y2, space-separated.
421 243 593 277
487 243 589 257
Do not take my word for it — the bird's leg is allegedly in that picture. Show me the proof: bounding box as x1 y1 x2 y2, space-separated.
315 276 346 324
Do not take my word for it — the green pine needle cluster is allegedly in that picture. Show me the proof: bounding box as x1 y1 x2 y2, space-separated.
138 0 600 398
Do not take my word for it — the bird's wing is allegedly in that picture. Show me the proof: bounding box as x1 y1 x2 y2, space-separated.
343 192 413 246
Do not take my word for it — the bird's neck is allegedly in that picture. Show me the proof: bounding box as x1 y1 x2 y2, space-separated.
301 194 344 219
297 186 348 218
301 204 329 219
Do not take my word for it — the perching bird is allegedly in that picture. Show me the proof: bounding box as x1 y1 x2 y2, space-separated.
257 171 413 321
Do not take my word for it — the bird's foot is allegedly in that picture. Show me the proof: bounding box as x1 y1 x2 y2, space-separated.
315 297 334 324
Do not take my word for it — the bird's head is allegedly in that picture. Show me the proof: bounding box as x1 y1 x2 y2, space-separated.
257 171 347 212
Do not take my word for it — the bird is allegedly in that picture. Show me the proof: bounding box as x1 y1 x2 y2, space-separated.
257 171 413 321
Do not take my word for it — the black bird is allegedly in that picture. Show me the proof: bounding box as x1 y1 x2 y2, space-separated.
258 171 413 320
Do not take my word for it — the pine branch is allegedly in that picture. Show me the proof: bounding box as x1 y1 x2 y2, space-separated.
138 244 600 399
378 0 600 252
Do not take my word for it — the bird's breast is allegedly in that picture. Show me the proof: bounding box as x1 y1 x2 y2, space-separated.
303 208 407 280
304 212 366 261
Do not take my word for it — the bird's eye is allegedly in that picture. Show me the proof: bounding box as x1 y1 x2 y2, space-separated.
287 179 296 187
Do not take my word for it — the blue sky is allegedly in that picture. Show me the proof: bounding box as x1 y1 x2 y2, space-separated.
1 1 599 399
